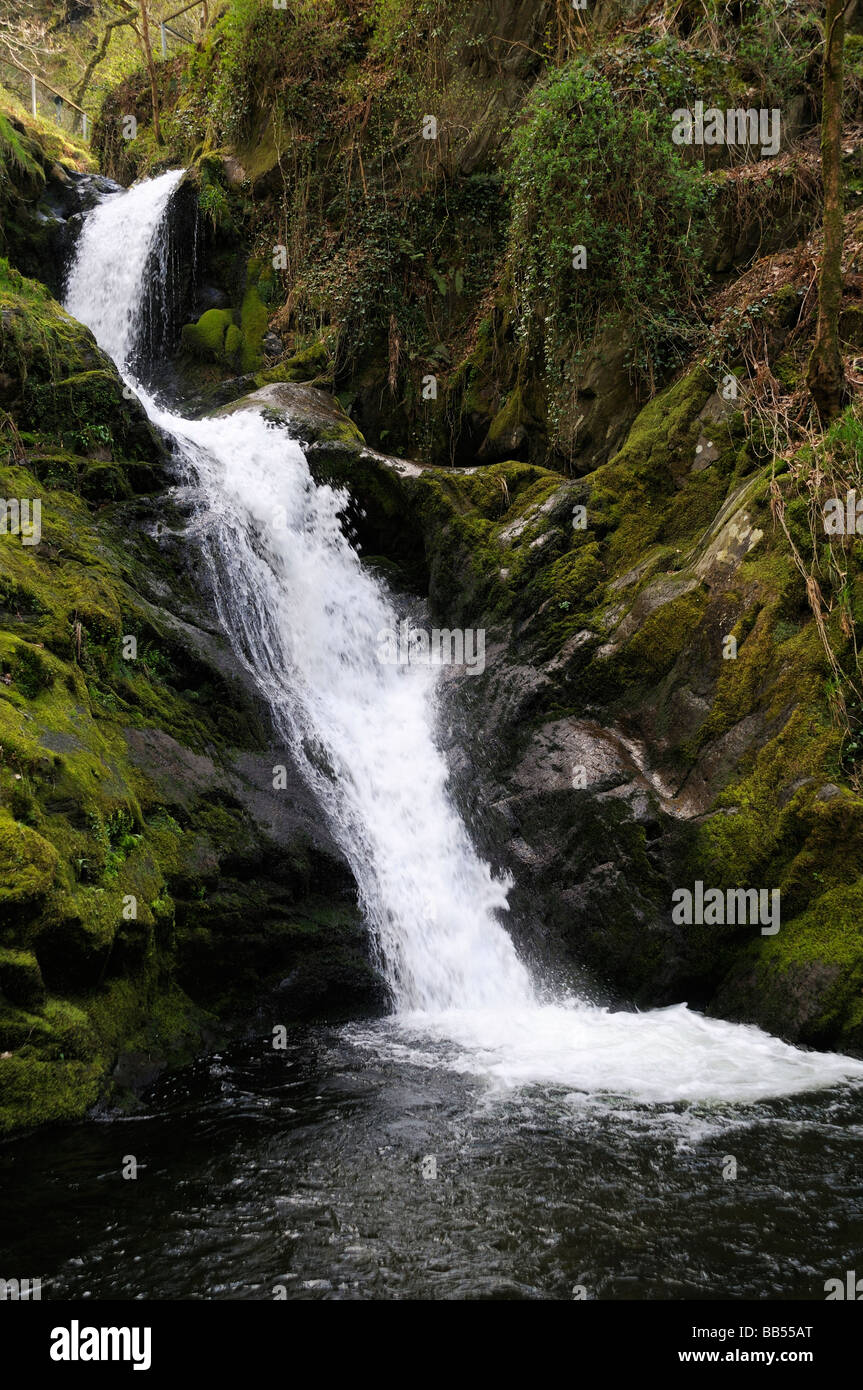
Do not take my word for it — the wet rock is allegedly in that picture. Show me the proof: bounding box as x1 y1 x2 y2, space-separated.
216 381 363 446
193 284 231 316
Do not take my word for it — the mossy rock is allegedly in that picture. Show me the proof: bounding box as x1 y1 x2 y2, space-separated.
481 381 546 462
260 339 330 385
216 381 364 446
0 810 58 920
239 283 268 373
179 289 269 377
0 260 163 471
224 323 242 357
0 1055 103 1135
181 307 235 363
0 99 92 289
712 881 863 1050
0 947 45 1011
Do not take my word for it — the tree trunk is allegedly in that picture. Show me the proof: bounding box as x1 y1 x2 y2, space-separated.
74 13 137 105
806 0 846 419
137 0 162 145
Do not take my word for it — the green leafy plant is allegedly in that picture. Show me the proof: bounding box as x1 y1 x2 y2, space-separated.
506 53 715 437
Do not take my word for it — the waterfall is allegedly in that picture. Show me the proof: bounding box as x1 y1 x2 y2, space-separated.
65 172 530 1013
140 404 534 1013
64 171 863 1102
65 170 186 369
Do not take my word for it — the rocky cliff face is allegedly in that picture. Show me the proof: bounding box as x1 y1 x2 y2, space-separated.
292 359 863 1054
0 105 385 1137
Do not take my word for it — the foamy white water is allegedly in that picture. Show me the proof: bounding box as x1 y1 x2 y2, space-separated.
64 170 863 1103
140 403 533 1012
65 169 185 366
348 1003 863 1104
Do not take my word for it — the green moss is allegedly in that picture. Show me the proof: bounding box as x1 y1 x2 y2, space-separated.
717 881 863 1049
180 290 269 374
2 636 56 698
590 365 717 573
0 92 93 285
235 124 280 185
0 946 45 1011
530 543 604 646
0 111 44 198
181 308 235 362
0 810 58 917
0 86 92 176
692 608 774 748
224 323 242 357
0 961 214 1133
485 384 535 451
315 415 364 446
259 338 330 384
239 283 268 373
616 586 708 684
0 260 160 473
0 1055 103 1135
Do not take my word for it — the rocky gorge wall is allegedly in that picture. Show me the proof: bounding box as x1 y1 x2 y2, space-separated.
3 0 863 1134
0 104 385 1137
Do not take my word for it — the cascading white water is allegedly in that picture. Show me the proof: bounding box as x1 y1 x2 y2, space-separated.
141 405 534 1013
65 170 186 367
64 171 863 1102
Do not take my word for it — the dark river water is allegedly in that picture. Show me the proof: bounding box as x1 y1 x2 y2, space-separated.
2 1025 862 1301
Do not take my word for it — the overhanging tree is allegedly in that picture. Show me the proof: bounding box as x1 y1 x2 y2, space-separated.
73 1 138 104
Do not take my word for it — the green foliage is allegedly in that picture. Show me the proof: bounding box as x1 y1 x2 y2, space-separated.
198 177 233 233
211 0 352 144
506 54 715 426
69 421 113 454
369 0 459 59
0 111 44 194
680 0 818 110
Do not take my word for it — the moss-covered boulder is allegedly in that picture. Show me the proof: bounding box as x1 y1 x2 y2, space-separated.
0 259 163 474
0 91 96 294
0 812 59 924
181 307 236 364
0 947 46 1012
